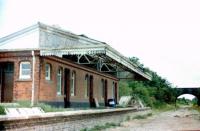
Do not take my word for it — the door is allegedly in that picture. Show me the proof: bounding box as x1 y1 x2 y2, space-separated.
89 75 94 107
115 83 118 104
64 68 70 108
104 80 108 106
0 62 14 102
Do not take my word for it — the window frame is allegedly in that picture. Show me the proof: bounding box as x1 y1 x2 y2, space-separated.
70 71 76 96
57 68 62 95
19 61 31 79
112 82 115 98
45 63 51 80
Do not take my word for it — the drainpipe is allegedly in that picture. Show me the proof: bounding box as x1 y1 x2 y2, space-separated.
31 50 35 106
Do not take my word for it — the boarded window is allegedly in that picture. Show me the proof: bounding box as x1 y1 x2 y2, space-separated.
19 61 31 79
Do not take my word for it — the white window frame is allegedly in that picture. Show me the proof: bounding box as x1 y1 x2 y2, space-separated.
112 82 115 98
19 61 31 79
45 63 51 80
70 71 76 96
57 68 62 95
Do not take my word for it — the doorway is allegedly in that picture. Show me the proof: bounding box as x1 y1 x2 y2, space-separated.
0 62 14 102
64 68 70 108
89 75 94 107
104 80 108 106
114 83 118 104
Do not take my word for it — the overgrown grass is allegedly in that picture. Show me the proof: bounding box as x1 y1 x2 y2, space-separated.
126 115 131 121
80 122 120 131
36 103 67 112
0 101 72 113
152 101 176 112
191 105 200 112
132 113 152 120
17 101 32 107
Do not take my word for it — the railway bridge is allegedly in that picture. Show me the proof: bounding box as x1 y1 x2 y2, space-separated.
175 87 200 105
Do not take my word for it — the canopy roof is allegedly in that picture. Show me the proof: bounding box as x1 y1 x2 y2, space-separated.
0 22 151 80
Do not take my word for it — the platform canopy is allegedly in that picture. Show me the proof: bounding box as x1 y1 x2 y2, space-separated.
0 22 151 80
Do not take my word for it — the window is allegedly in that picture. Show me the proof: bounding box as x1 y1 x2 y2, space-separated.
57 68 62 95
85 74 89 97
112 82 115 98
19 61 31 79
70 71 76 96
45 63 51 80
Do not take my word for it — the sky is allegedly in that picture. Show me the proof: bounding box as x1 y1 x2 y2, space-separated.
0 0 200 87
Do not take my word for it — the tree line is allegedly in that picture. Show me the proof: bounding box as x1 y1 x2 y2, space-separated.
119 57 178 108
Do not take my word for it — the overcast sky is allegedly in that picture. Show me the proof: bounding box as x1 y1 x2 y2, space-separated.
1 0 200 87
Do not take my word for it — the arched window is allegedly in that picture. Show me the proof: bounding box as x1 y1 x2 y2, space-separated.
19 61 31 79
45 63 51 80
57 68 62 95
70 71 76 96
85 74 89 97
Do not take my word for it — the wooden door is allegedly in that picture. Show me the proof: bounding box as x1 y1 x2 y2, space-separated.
0 62 14 102
89 75 94 107
64 68 70 108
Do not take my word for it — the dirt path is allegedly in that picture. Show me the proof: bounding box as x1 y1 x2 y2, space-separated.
107 107 200 131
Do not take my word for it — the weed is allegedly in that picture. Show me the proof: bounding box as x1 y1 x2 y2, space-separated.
126 115 131 121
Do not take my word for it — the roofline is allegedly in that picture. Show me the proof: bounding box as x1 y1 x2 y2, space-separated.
0 22 152 80
0 23 39 43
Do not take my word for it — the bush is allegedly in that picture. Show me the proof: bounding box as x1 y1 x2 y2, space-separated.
119 81 132 97
0 106 6 115
131 86 153 107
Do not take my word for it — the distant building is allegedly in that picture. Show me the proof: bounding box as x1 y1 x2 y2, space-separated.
0 22 151 107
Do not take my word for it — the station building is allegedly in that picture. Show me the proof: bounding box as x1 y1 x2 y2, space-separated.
0 22 151 107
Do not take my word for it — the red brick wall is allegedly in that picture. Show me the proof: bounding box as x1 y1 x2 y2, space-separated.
0 51 119 105
0 51 34 101
38 56 119 104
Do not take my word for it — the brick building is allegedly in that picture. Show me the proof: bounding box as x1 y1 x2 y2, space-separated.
0 22 151 107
